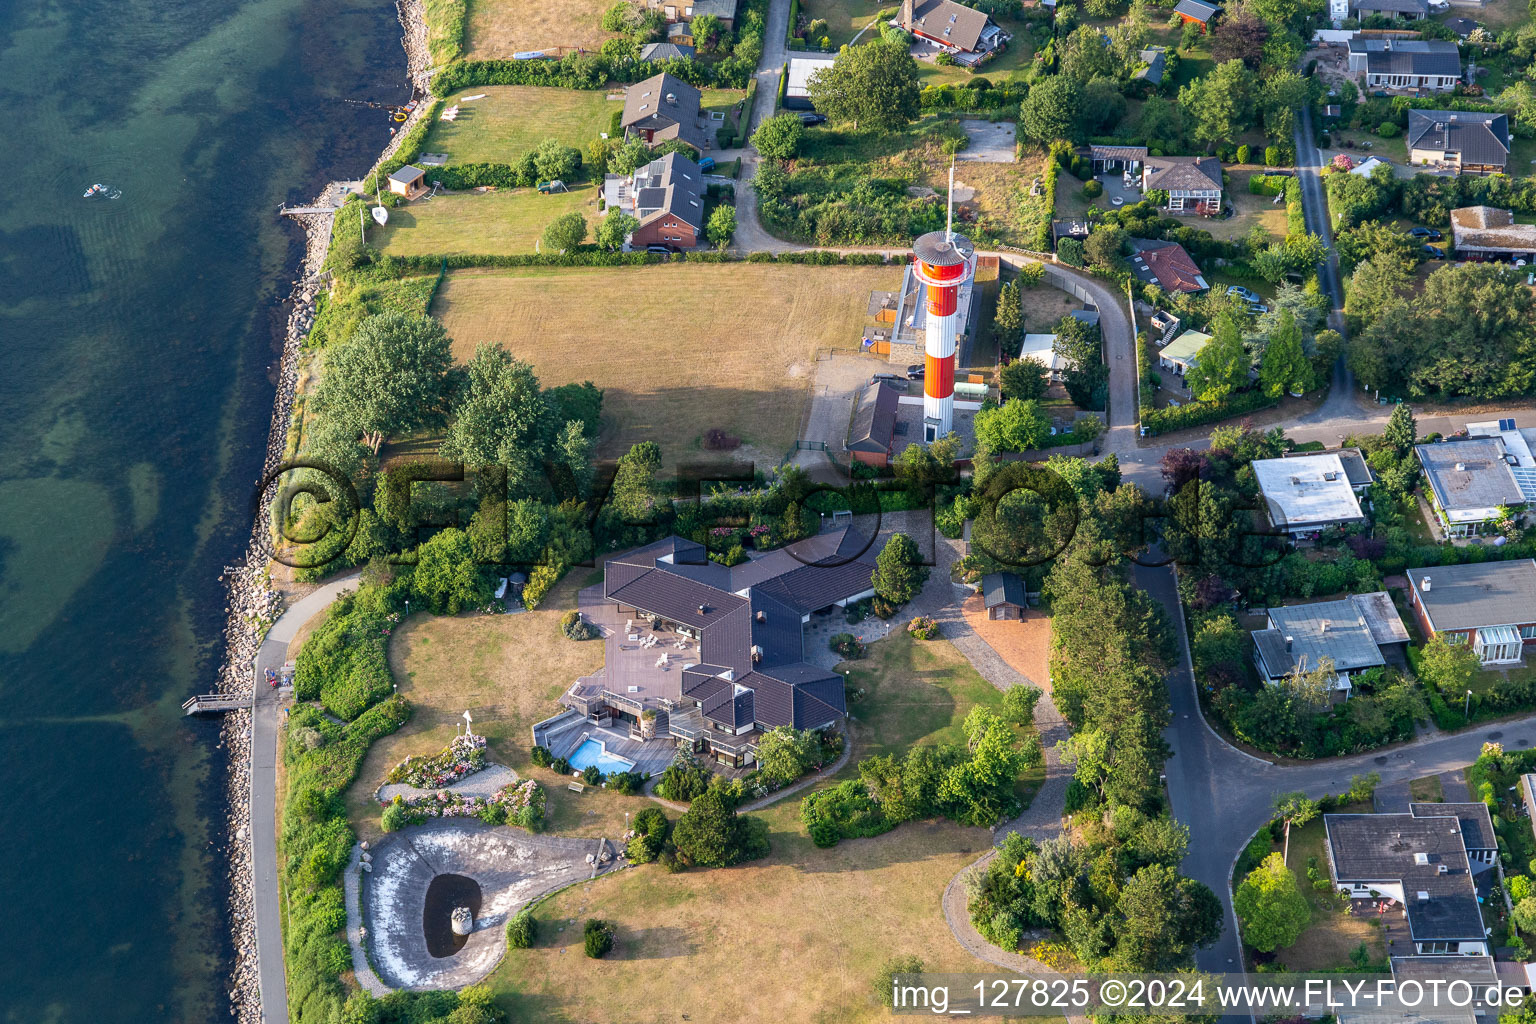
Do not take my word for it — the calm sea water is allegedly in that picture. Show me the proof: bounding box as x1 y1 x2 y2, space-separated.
0 0 406 1017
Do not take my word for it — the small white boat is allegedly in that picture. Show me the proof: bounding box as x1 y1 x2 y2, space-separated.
83 183 104 198
371 206 388 226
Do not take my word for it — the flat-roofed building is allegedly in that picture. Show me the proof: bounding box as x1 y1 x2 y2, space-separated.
1252 453 1368 535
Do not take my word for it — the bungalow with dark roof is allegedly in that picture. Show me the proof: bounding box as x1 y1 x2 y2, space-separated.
1251 592 1409 698
898 0 1010 65
625 151 705 250
556 531 882 767
1325 807 1491 955
1414 435 1526 537
639 41 696 61
1406 561 1536 665
1408 110 1509 173
846 380 902 467
1142 155 1223 213
1128 238 1208 293
621 72 712 153
1347 38 1461 92
1173 0 1221 31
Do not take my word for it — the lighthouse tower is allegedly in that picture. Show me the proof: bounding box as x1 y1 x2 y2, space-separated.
910 166 975 442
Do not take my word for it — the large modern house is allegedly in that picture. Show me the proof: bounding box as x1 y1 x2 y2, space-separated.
552 531 885 768
1406 560 1536 665
1251 592 1410 697
1252 452 1368 536
1408 110 1511 174
1142 155 1223 214
620 72 712 153
1325 807 1492 956
898 0 1009 65
1347 38 1461 92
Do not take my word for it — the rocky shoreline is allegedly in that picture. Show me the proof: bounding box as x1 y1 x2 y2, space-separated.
217 1 433 1021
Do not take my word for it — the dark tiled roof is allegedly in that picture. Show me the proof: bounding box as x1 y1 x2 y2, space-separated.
632 151 706 232
793 686 844 728
1409 803 1496 852
749 674 795 727
1143 156 1222 194
1445 17 1478 36
1135 48 1165 84
1325 813 1484 941
1407 110 1509 168
388 165 425 184
1389 954 1497 987
982 571 1027 608
848 380 900 454
608 567 746 630
690 0 738 18
640 42 695 60
906 0 992 52
1091 145 1148 161
621 72 710 152
1406 560 1536 632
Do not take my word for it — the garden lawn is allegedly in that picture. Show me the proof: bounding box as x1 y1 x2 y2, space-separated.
1407 774 1443 802
1019 280 1078 335
1247 809 1388 972
422 86 621 166
799 0 886 48
1201 186 1288 243
339 571 619 845
843 630 1044 803
372 185 598 257
432 263 900 468
487 807 1054 1023
462 0 614 57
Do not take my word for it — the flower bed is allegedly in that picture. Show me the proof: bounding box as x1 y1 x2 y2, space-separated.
384 779 546 831
386 732 487 788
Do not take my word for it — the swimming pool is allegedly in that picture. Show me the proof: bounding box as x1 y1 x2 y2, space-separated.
567 737 636 775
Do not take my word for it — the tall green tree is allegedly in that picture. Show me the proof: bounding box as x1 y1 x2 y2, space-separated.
412 527 494 614
1418 635 1483 701
1272 791 1320 864
440 345 548 491
596 211 638 250
1183 313 1250 403
1233 853 1310 952
999 357 1048 401
706 205 737 249
1178 59 1253 151
871 531 929 605
1258 309 1312 397
542 211 587 253
1384 403 1417 454
974 398 1052 452
1019 76 1083 143
1115 864 1224 970
806 40 921 131
610 441 662 522
994 279 1023 342
1257 69 1311 141
750 112 805 161
315 311 457 453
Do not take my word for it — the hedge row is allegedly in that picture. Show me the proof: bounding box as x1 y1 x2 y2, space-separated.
431 53 724 97
1140 388 1279 436
382 249 894 271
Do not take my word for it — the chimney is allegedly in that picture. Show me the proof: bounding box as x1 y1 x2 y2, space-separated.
1285 635 1294 651
1455 462 1467 472
697 604 707 615
1422 577 1432 593
756 609 766 623
1438 864 1449 875
665 92 676 105
1322 622 1331 633
751 645 763 663
1416 890 1430 902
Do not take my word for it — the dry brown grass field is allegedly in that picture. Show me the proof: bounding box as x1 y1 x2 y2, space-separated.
463 0 615 58
433 263 901 468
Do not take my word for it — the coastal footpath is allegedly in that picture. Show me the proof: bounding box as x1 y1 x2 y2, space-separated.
215 2 433 1021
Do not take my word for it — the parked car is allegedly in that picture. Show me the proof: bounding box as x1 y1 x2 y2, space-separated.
1246 302 1270 315
906 364 925 380
1410 227 1443 241
798 112 828 125
1226 285 1260 303
871 372 901 382
1421 245 1445 259
645 244 675 255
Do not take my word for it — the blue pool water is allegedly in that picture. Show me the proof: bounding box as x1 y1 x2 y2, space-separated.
569 738 636 775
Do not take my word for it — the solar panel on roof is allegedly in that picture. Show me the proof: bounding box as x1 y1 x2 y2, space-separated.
1500 418 1517 431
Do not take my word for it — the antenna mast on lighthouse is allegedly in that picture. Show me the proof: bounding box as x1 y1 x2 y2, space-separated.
945 160 955 244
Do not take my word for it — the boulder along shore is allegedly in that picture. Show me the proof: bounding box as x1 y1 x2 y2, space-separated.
218 2 432 1021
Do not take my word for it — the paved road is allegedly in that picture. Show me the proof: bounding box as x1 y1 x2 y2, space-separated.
1293 105 1349 343
251 572 361 1024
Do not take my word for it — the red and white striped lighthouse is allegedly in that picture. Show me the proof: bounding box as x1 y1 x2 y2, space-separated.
910 173 975 441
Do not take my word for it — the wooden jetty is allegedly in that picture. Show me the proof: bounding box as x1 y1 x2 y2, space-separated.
182 693 250 715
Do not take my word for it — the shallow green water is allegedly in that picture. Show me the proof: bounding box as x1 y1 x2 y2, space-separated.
0 0 406 1017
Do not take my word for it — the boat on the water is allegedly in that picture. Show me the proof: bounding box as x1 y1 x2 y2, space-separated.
82 183 122 199
83 183 104 198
